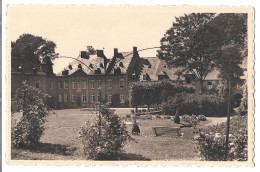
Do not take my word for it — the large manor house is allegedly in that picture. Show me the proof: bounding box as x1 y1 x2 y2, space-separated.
11 46 246 109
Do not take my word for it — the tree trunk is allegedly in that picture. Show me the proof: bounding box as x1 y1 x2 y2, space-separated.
199 79 204 93
224 79 232 161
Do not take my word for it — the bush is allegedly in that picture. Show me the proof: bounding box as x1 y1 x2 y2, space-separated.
11 82 51 148
197 114 207 121
195 115 248 161
79 105 133 160
181 114 199 128
161 93 227 117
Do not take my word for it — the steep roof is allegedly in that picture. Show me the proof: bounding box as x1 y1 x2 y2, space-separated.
107 52 134 74
56 54 107 76
137 57 181 81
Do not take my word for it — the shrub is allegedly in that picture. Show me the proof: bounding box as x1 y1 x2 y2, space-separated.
195 115 247 161
197 114 207 121
11 82 51 148
131 110 135 114
79 105 133 160
126 114 131 118
181 114 199 128
161 93 227 117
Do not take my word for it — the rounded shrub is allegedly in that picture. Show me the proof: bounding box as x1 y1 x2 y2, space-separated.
79 105 133 160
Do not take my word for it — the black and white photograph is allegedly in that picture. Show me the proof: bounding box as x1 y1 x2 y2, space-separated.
4 5 254 166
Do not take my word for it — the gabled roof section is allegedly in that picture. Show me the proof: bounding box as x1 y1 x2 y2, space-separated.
56 52 107 76
137 57 180 81
107 49 137 75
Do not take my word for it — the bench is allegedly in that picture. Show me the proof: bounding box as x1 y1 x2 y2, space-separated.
152 127 181 137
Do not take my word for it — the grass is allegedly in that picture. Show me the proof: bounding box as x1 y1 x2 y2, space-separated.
11 108 224 160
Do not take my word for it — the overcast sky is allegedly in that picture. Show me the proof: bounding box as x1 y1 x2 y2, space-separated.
8 6 186 73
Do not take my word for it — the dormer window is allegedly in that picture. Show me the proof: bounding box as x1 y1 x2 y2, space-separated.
69 64 72 70
78 64 82 69
119 62 124 68
186 77 191 84
89 63 93 68
143 73 150 81
100 63 104 68
95 68 101 74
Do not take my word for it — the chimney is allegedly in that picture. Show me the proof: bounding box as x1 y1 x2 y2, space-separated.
133 46 137 53
114 48 118 56
96 50 104 57
80 51 89 59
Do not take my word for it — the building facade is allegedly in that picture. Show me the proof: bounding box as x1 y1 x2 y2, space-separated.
11 46 246 109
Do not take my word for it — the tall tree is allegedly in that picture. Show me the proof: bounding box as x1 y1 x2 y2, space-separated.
157 13 217 91
11 34 58 72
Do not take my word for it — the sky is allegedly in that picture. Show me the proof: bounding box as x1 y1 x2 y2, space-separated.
7 6 186 74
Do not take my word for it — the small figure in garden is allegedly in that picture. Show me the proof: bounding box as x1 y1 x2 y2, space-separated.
132 119 140 135
174 108 180 124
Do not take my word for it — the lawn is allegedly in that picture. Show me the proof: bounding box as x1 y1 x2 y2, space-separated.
11 108 226 160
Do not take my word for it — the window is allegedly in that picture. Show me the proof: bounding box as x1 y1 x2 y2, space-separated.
59 81 63 89
82 93 87 102
186 77 191 84
91 93 95 102
208 82 213 89
143 74 147 81
97 81 101 89
120 93 125 103
64 93 69 102
64 81 69 89
108 94 112 103
72 94 77 102
108 80 112 89
72 82 77 89
35 79 39 88
58 94 62 103
82 82 86 89
132 74 136 81
97 92 101 102
77 82 81 89
91 81 95 89
50 80 54 89
120 79 124 88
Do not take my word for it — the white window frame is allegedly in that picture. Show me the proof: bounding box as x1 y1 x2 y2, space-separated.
59 81 63 89
72 94 76 102
82 81 86 89
120 79 124 89
72 82 76 89
108 94 112 103
91 81 95 89
64 93 69 102
58 94 62 103
82 93 87 102
77 82 81 89
91 93 95 102
120 93 125 103
97 81 101 89
64 81 69 89
208 81 213 89
108 80 112 89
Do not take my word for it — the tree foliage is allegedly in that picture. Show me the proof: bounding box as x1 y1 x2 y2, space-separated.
11 34 58 72
129 80 195 110
158 13 247 89
158 13 217 88
78 105 132 160
12 81 52 147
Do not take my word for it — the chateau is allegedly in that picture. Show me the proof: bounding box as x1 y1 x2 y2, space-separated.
11 46 246 109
